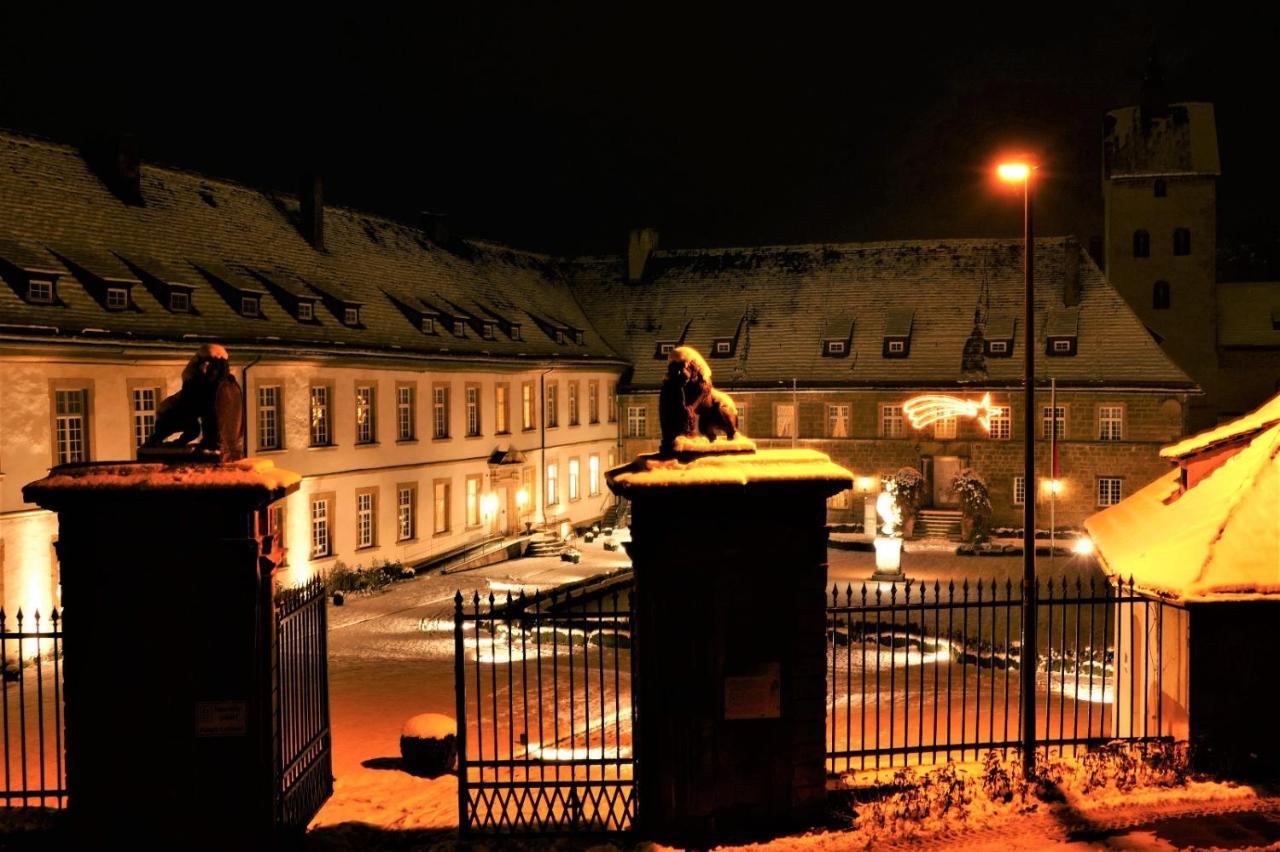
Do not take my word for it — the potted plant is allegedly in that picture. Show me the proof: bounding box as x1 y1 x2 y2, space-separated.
891 467 924 538
950 468 992 542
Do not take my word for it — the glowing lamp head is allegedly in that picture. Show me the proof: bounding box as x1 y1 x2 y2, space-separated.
857 476 874 492
1073 537 1095 556
516 488 529 508
1047 478 1064 495
997 162 1031 182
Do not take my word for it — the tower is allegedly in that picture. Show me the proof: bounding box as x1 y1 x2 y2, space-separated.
1102 57 1221 427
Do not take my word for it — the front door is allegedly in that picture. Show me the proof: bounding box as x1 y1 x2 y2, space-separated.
496 486 509 534
932 456 962 507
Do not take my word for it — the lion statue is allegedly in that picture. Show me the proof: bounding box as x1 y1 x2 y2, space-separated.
658 345 739 453
142 343 244 461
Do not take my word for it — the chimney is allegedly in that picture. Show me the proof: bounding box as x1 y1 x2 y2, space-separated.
421 212 450 246
83 133 143 205
627 227 660 283
299 173 324 250
1063 237 1082 307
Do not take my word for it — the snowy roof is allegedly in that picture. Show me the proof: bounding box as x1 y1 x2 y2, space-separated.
0 130 622 365
1086 413 1280 602
569 238 1195 391
1161 391 1280 460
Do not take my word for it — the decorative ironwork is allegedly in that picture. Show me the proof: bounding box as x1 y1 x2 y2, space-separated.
0 607 65 808
274 576 333 829
455 587 636 833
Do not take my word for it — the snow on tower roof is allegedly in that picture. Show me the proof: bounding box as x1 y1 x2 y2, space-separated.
1160 391 1280 460
1086 417 1280 602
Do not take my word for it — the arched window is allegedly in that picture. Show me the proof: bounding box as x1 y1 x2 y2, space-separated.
1133 230 1150 258
1154 179 1167 198
1173 228 1191 256
1153 280 1171 310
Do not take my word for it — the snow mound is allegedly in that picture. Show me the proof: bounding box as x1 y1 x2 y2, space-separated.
401 713 456 740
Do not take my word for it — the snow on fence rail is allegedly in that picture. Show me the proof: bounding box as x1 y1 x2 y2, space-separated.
826 577 1186 775
0 607 65 809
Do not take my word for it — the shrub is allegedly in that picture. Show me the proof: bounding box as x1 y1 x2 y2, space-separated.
891 467 924 519
951 468 993 541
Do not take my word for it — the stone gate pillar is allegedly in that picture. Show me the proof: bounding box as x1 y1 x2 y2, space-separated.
608 445 852 846
23 458 301 846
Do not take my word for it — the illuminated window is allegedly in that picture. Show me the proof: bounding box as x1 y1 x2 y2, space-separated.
241 295 260 317
774 403 795 438
433 480 450 533
131 387 158 450
27 280 54 303
736 402 748 430
397 385 416 441
934 415 957 440
1153 280 1170 310
433 386 450 439
545 382 559 428
420 316 435 334
495 384 509 434
169 290 190 312
1098 405 1124 441
106 287 129 310
607 384 617 422
1173 228 1191 256
344 306 360 326
1096 477 1122 507
397 486 416 541
54 389 89 464
298 301 314 321
356 490 376 548
257 385 282 451
309 385 332 446
522 382 535 430
588 381 599 423
568 458 580 501
588 454 600 496
988 405 1011 440
827 404 849 438
1013 476 1025 505
1051 339 1072 353
355 385 376 444
546 463 559 506
466 386 480 436
1133 230 1150 258
627 405 647 438
1041 406 1066 440
880 404 903 438
825 340 846 356
568 382 579 426
311 497 331 558
466 476 481 527
887 340 906 354
988 340 1009 354
714 340 732 355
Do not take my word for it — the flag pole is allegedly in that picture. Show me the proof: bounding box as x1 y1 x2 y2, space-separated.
1050 377 1056 568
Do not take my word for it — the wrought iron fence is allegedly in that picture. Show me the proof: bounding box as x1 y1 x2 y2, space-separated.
0 608 64 808
826 577 1184 774
455 587 635 834
274 576 333 830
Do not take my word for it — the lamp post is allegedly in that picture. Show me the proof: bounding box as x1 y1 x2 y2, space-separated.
998 159 1037 778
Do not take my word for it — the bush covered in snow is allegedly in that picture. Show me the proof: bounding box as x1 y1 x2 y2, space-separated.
325 559 415 596
951 468 992 541
890 467 924 519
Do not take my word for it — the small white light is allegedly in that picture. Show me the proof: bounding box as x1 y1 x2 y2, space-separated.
1073 537 1094 556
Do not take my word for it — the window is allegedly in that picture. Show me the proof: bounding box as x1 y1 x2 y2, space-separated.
588 381 599 423
356 490 376 548
106 287 129 310
269 503 286 554
736 402 748 431
310 497 331 558
495 384 509 434
887 340 906 354
309 385 332 446
1098 405 1124 441
344 306 361 326
589 455 601 496
989 340 1009 354
297 300 314 321
627 405 647 438
465 385 480 437
510 323 522 341
988 405 1011 440
433 385 450 439
1051 339 1072 353
522 382 535 430
1152 280 1171 310
933 415 957 440
54 388 89 465
355 385 376 444
607 384 617 422
1154 179 1166 198
568 458 580 501
1013 476 1025 506
1133 230 1150 258
774 403 796 438
714 340 731 355
827 404 849 438
28 280 53 304
568 382 579 426
131 387 158 450
433 480 451 533
545 382 559 428
546 463 559 506
453 319 466 336
397 485 416 541
1173 228 1191 256
241 295 260 317
1097 477 1123 507
828 489 850 509
257 385 282 451
465 476 481 527
420 316 435 334
396 384 416 441
169 290 190 312
1041 406 1066 440
522 467 533 515
482 322 496 340
825 340 846 356
880 404 904 438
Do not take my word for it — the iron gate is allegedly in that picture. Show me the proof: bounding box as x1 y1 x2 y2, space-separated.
454 588 636 833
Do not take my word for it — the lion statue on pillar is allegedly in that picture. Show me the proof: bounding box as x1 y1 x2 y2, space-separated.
658 346 741 454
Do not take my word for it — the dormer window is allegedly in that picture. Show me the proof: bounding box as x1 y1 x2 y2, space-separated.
241 295 260 317
655 341 676 358
169 291 190 312
27 279 54 304
1052 339 1072 353
988 340 1008 354
105 287 129 310
882 307 914 358
887 340 906 354
574 330 585 344
823 340 847 356
510 323 521 341
1044 308 1079 357
712 339 733 356
555 330 567 344
453 319 466 336
984 315 1015 358
297 301 314 321
344 306 360 326
421 316 436 334
482 322 496 340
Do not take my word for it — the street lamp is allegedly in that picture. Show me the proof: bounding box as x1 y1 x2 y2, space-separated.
998 158 1037 778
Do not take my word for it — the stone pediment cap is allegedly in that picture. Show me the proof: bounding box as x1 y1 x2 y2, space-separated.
24 457 300 509
607 444 853 497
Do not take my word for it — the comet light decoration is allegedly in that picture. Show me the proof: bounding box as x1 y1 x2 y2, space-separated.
902 393 998 433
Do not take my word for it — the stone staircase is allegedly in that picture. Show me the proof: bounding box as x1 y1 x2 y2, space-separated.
916 509 962 540
601 498 629 530
525 534 569 558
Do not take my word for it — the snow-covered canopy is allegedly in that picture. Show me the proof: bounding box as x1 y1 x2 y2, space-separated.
1086 406 1280 602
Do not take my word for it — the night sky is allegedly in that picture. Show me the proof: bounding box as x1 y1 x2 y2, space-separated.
2 6 1277 260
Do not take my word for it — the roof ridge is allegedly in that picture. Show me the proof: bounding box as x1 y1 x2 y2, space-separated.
570 235 1077 264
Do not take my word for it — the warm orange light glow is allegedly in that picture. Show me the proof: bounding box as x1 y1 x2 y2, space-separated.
856 476 874 492
1073 536 1094 556
1047 478 1064 495
903 393 996 432
997 162 1031 182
